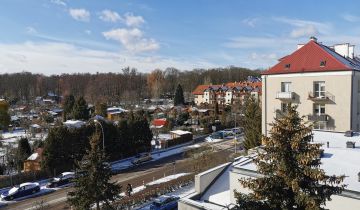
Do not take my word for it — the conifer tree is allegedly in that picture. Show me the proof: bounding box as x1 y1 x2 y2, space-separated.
68 133 121 210
72 97 89 120
243 95 261 150
63 94 75 121
95 102 107 117
174 84 185 106
15 138 32 171
235 105 345 210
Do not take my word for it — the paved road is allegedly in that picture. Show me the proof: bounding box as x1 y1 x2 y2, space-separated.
2 137 239 210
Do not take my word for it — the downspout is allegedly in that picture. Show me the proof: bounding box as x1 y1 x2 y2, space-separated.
350 70 354 131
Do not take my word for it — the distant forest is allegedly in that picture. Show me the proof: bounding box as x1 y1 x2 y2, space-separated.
0 66 261 105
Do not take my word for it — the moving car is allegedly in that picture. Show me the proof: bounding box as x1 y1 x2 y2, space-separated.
1 182 40 201
47 172 75 188
131 153 152 165
150 195 180 210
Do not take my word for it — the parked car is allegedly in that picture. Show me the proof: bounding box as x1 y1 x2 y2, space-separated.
47 172 75 188
150 195 180 210
1 182 40 201
131 153 152 165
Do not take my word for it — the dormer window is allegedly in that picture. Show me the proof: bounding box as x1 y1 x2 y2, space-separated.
284 63 291 69
320 60 326 67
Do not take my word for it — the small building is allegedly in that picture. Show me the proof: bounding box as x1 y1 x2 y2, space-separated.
23 148 43 172
170 130 192 139
107 107 127 121
151 118 168 129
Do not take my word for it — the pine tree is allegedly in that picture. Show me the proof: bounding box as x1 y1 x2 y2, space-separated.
15 138 32 171
174 84 185 106
243 95 261 150
72 97 89 120
68 133 121 210
95 102 107 117
235 105 345 210
63 94 75 121
0 109 10 131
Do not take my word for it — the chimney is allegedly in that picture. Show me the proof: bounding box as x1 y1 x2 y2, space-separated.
310 36 317 42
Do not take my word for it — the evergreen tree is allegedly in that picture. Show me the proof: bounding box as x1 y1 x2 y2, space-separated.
0 100 10 131
95 102 107 117
173 84 185 106
63 94 75 121
243 95 261 150
68 133 121 210
72 97 89 120
235 105 345 210
15 138 32 171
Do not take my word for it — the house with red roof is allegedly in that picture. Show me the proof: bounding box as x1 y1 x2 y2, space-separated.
192 76 262 106
262 37 360 135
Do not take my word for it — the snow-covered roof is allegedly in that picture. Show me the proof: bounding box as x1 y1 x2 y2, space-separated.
107 107 127 113
233 131 360 192
27 153 39 161
64 120 86 128
170 130 192 136
30 124 41 128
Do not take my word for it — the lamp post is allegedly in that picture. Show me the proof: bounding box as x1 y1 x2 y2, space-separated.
94 120 105 151
232 113 238 154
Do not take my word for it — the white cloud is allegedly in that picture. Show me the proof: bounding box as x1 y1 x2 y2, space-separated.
124 13 145 27
342 14 360 22
242 18 258 27
26 26 37 35
0 41 215 74
99 10 121 23
103 28 159 53
69 8 90 22
50 0 66 6
290 25 318 38
274 17 332 38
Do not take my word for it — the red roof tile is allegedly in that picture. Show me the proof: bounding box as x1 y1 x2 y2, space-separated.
262 40 354 75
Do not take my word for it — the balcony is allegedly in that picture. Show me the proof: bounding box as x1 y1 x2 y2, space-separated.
275 109 287 118
308 91 335 102
308 114 329 122
276 91 295 100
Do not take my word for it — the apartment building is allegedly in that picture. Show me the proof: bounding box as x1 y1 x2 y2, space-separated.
262 37 360 135
192 77 262 106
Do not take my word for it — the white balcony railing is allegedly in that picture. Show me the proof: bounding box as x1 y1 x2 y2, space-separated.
276 91 294 100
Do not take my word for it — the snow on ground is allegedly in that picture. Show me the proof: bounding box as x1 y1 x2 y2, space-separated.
146 173 190 186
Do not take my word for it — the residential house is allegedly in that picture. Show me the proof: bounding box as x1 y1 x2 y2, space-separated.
192 77 262 106
262 37 360 134
23 148 43 172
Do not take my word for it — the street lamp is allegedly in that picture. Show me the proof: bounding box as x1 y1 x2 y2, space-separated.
232 113 238 154
94 119 105 151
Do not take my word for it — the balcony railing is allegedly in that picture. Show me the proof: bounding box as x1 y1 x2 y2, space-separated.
308 91 335 101
308 114 329 122
276 91 294 100
275 109 287 118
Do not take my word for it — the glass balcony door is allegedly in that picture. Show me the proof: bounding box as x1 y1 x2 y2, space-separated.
314 82 325 98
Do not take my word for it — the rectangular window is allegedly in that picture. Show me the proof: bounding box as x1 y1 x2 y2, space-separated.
320 60 326 67
281 82 291 92
313 104 325 115
281 102 291 112
284 64 291 69
314 81 325 98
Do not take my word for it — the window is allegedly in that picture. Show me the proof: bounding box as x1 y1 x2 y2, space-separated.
281 102 291 112
320 60 326 67
314 122 326 130
314 81 325 98
284 63 291 69
281 82 291 92
313 104 325 116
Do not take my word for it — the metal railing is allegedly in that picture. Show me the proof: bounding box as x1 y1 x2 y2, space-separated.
276 91 294 100
308 91 335 101
308 114 329 122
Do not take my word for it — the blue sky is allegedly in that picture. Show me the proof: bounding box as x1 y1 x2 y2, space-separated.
0 0 360 75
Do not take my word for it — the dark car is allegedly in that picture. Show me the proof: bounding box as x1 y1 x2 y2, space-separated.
1 182 40 201
47 172 75 188
131 153 152 165
149 195 180 210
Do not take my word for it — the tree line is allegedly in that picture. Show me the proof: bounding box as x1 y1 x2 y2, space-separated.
0 66 260 104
